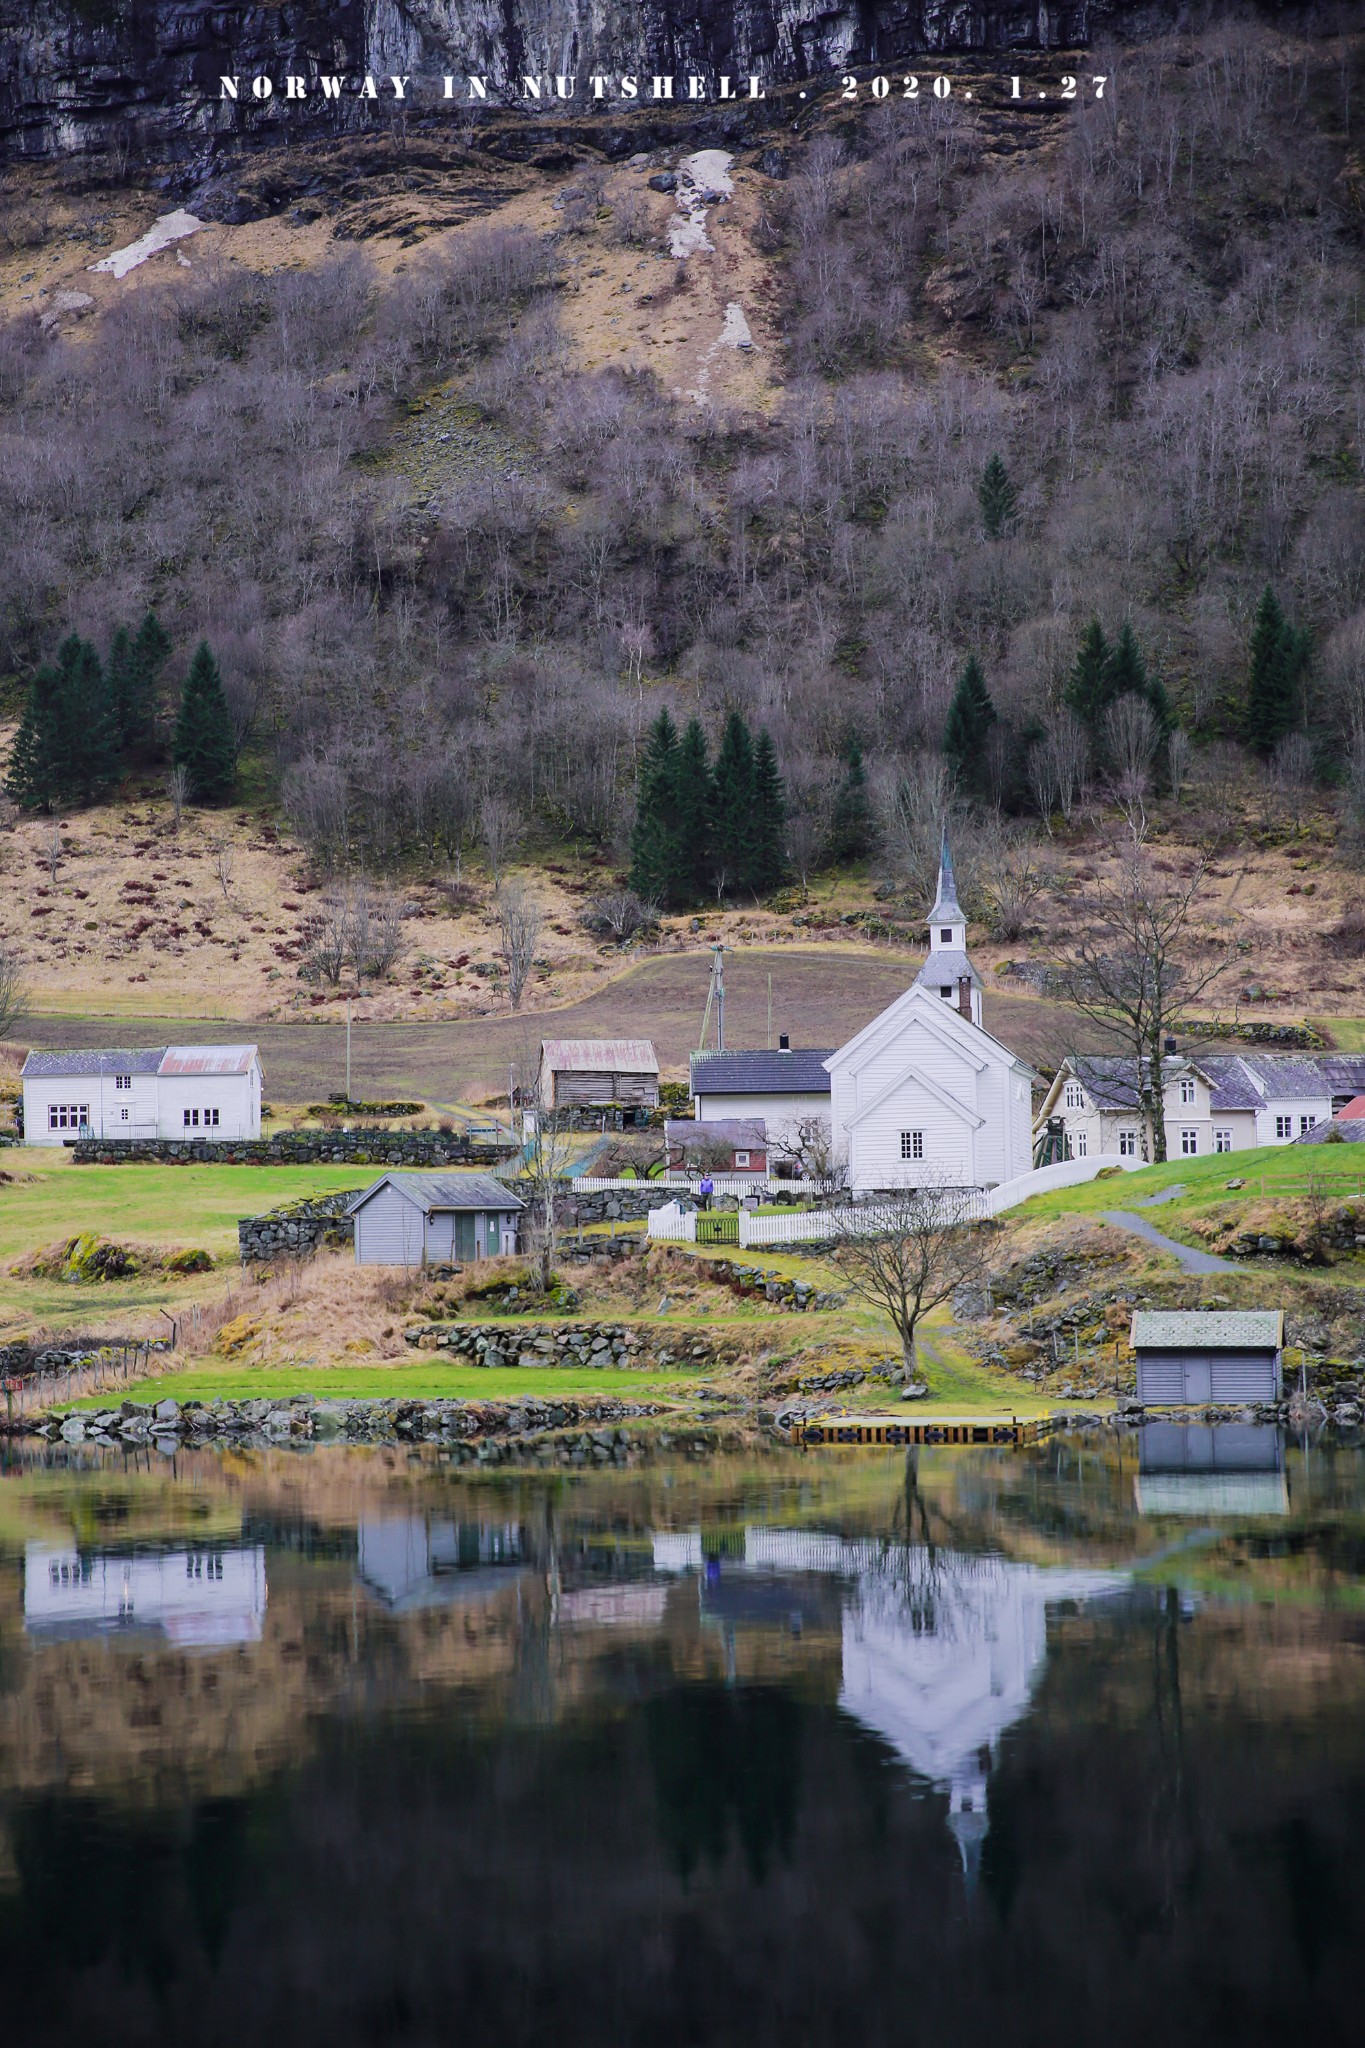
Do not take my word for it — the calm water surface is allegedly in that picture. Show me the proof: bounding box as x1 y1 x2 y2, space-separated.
1 1426 1363 2048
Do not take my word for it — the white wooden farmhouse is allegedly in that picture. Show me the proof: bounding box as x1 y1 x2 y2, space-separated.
1035 1050 1365 1162
825 840 1035 1193
21 1045 263 1145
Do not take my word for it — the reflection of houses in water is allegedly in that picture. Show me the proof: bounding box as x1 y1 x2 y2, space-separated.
356 1518 529 1611
24 1544 267 1647
654 1526 1127 1877
1135 1423 1288 1517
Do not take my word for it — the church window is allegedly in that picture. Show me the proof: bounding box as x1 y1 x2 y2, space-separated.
901 1130 924 1161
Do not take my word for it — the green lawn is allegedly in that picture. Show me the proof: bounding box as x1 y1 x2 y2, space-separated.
1015 1144 1365 1227
65 1361 710 1407
0 1151 371 1334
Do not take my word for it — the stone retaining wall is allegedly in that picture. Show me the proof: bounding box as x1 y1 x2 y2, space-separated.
72 1133 516 1168
37 1394 682 1461
405 1316 721 1372
239 1193 359 1263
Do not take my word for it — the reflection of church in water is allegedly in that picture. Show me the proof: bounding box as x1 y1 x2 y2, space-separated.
654 1527 1128 1879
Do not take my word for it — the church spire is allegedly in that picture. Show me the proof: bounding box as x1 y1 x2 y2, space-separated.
928 829 964 927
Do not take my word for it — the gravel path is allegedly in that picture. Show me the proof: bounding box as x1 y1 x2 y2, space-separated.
1100 1210 1242 1274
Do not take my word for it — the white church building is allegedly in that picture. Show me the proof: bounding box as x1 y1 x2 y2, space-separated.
825 840 1035 1192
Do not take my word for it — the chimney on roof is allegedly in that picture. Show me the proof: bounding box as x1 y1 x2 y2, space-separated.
1164 1035 1177 1054
779 1033 790 1050
958 977 973 1021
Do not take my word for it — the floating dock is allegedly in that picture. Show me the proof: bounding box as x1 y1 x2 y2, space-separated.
794 1413 1053 1448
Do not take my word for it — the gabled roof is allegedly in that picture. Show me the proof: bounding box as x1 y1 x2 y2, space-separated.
157 1045 258 1076
1338 1095 1365 1121
541 1039 658 1072
691 1048 834 1095
1064 1053 1214 1113
347 1173 524 1216
666 1117 766 1149
1131 1310 1283 1351
828 982 1034 1081
22 1047 166 1078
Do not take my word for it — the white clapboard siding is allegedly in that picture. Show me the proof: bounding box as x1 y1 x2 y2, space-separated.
353 1185 428 1265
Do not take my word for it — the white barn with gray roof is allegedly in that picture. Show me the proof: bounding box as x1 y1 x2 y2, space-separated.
348 1173 524 1266
21 1044 262 1145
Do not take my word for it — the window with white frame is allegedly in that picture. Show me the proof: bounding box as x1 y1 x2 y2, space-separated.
1300 1115 1312 1135
47 1103 89 1131
734 1151 750 1168
1179 1077 1196 1105
1118 1130 1138 1157
1075 1129 1088 1157
120 1107 129 1122
1181 1129 1199 1155
1275 1115 1292 1139
1064 1082 1084 1110
939 985 952 999
901 1130 924 1161
184 1109 198 1128
1215 1129 1233 1152
115 1074 131 1091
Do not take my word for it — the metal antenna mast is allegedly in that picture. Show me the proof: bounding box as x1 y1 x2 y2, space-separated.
697 944 726 1053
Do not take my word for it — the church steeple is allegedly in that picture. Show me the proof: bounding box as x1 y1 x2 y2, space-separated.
915 829 982 1026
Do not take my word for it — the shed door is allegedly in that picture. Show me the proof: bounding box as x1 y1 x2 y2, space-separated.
454 1213 477 1260
1209 1352 1278 1403
1181 1357 1212 1404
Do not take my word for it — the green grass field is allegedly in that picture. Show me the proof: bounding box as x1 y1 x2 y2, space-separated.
1015 1143 1365 1225
65 1361 711 1407
0 1152 370 1334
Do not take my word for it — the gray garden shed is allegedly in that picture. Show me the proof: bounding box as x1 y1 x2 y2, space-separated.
1130 1310 1284 1407
347 1173 524 1267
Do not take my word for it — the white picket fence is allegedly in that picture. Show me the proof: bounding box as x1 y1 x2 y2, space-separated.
574 1173 822 1197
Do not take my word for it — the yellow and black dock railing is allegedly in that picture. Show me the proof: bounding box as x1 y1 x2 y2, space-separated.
793 1414 1053 1448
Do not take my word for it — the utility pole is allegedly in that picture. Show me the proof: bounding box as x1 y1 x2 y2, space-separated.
345 998 352 1105
767 971 772 1050
697 944 726 1053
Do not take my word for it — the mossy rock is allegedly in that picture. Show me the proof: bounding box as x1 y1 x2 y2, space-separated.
165 1247 213 1273
58 1233 139 1281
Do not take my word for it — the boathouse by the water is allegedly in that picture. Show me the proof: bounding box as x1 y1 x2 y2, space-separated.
1130 1310 1284 1407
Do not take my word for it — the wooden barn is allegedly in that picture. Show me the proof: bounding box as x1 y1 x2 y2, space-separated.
538 1039 659 1110
1130 1310 1284 1407
347 1174 523 1267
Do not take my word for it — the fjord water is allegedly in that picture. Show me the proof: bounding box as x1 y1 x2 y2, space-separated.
1 1430 1363 2048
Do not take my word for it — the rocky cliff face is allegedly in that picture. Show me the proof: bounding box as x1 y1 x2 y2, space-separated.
0 2 1241 158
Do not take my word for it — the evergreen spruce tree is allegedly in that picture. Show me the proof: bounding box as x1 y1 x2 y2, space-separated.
1063 619 1113 729
750 729 788 895
5 634 116 809
172 640 236 803
5 663 66 811
109 609 171 751
941 655 997 791
1103 619 1147 702
1245 586 1308 757
826 735 874 864
710 710 758 898
672 717 712 904
64 634 119 802
978 455 1017 540
629 709 683 905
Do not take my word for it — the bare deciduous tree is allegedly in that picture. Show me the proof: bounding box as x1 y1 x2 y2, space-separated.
1103 695 1161 830
832 1180 991 1377
41 823 62 881
973 820 1053 940
1029 712 1089 829
1166 727 1192 802
212 840 235 901
771 1112 849 1195
165 764 191 832
0 937 28 1040
1049 829 1234 1162
1269 730 1315 832
495 881 543 1012
479 795 523 886
580 890 656 944
514 1039 572 1292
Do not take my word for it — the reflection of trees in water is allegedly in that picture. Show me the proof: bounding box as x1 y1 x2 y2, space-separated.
645 1686 801 1883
